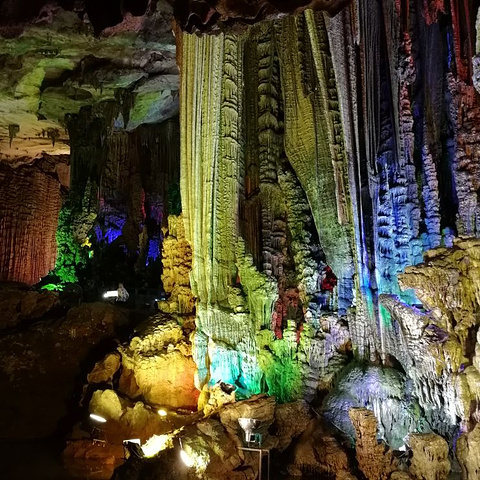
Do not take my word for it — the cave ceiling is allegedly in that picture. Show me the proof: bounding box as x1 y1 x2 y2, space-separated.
0 0 178 160
0 0 354 160
172 0 351 32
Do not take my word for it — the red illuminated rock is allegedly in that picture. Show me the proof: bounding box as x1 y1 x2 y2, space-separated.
0 155 68 285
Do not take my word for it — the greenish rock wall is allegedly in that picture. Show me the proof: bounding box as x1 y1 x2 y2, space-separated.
180 15 354 402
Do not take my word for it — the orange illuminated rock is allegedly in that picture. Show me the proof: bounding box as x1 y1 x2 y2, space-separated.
118 318 199 409
0 155 67 285
87 352 121 385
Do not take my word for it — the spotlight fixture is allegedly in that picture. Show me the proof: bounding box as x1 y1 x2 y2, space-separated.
238 417 262 446
157 409 168 417
89 413 107 423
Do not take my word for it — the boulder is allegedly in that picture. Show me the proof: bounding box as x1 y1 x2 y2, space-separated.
407 433 450 480
457 423 480 480
0 288 59 329
118 318 199 409
87 352 121 384
272 400 312 451
0 302 127 439
287 417 350 477
88 389 173 444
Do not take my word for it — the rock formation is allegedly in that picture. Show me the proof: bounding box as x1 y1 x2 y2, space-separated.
349 408 397 480
323 364 422 449
2 0 480 478
159 214 194 314
0 2 178 160
0 155 68 284
457 423 480 480
287 416 352 478
407 433 450 480
0 298 128 439
118 317 199 409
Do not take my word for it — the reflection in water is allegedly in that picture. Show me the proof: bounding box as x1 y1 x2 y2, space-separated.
2 441 120 480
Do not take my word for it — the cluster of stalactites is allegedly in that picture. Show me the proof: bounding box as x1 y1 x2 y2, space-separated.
179 13 355 400
325 0 480 360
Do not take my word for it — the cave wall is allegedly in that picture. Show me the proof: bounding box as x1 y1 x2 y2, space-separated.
328 0 480 361
178 0 480 436
180 15 353 402
0 155 69 284
51 107 181 292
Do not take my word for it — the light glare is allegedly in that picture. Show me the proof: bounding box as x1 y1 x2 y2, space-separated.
180 449 194 467
103 290 118 298
141 434 171 458
124 438 141 445
157 409 167 417
89 413 107 423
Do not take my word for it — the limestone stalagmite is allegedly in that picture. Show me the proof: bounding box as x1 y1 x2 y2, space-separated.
407 433 450 480
348 408 397 480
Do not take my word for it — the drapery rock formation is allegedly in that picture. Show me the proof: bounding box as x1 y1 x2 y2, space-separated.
176 0 480 463
39 112 181 294
180 9 354 405
0 155 68 284
376 238 480 438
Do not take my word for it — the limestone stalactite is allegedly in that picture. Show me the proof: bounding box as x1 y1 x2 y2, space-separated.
175 0 480 460
278 12 354 314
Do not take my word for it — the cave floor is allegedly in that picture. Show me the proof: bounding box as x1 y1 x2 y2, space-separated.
1 441 117 480
0 441 463 480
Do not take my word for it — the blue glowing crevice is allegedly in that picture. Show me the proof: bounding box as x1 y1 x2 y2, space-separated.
95 214 126 244
146 238 161 265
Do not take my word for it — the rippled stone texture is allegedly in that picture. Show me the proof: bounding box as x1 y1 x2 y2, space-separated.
0 155 68 284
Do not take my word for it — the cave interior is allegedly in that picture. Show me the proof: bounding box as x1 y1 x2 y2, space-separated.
1 0 480 479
